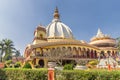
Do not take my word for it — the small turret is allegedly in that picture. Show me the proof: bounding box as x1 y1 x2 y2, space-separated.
33 25 47 44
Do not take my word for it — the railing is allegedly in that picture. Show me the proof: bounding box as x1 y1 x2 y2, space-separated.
30 55 98 60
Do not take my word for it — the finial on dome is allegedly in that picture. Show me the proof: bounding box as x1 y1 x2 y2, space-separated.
97 28 103 36
39 23 42 26
53 7 60 19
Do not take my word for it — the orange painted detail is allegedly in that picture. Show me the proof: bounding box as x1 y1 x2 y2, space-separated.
0 63 4 68
48 68 54 80
108 64 111 71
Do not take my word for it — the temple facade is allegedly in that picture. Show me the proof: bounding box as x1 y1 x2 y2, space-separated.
23 8 118 68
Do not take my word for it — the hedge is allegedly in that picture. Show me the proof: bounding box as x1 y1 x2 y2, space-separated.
0 68 47 80
0 69 120 80
56 70 120 80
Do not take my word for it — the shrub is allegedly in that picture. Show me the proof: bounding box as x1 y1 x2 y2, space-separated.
4 64 7 68
5 60 13 68
63 64 73 70
34 64 40 68
23 62 32 68
5 60 12 64
89 60 98 66
14 62 21 68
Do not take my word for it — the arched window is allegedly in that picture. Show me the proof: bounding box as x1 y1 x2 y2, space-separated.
40 34 43 39
107 51 111 56
101 51 105 58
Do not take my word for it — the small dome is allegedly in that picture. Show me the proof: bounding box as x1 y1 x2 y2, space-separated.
90 28 110 41
90 28 116 47
46 7 74 39
89 39 116 47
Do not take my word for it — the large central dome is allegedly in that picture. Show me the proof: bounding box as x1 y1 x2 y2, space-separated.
46 8 74 39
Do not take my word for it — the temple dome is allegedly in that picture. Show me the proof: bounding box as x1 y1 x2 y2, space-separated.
46 7 74 39
89 28 116 47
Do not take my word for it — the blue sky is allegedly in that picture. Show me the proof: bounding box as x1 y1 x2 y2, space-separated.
0 0 120 55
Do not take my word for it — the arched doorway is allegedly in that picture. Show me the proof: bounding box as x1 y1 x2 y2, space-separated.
38 59 44 68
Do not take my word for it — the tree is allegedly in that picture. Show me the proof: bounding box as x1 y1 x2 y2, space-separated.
2 39 15 61
45 48 72 66
0 41 4 62
14 50 21 57
0 38 20 62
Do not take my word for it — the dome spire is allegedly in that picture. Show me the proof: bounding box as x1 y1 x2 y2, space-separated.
97 28 103 36
96 28 104 37
53 7 60 19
